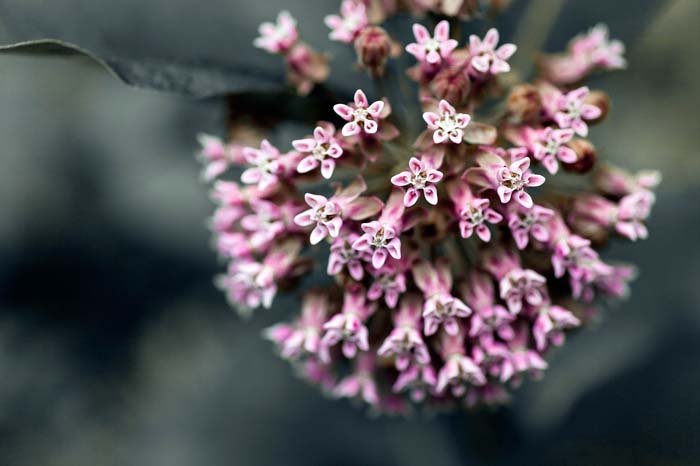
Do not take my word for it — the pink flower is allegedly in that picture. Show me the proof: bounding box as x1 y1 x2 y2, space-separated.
413 259 471 336
530 127 577 175
507 204 555 249
460 198 502 242
405 20 458 65
324 0 369 44
422 99 471 144
615 191 653 241
469 305 515 344
501 323 548 380
392 364 437 403
333 89 385 137
253 10 298 54
352 220 402 268
533 305 581 351
216 240 301 315
447 180 503 241
241 199 286 249
436 331 486 396
328 233 369 280
264 291 329 359
551 86 603 137
499 269 548 314
196 134 243 181
217 259 276 315
320 286 375 362
378 295 430 370
390 156 444 207
294 194 344 244
573 24 626 70
552 235 613 299
495 154 545 208
334 353 379 405
540 24 626 85
241 140 283 191
367 261 407 308
471 342 513 382
293 123 343 179
595 165 661 198
468 28 516 75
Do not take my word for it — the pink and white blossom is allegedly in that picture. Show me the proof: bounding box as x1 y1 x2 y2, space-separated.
436 331 486 396
293 124 344 179
334 353 379 405
241 140 283 191
468 28 516 75
499 268 548 314
320 286 375 362
422 99 471 144
507 204 555 249
550 86 603 137
367 262 407 308
529 127 577 175
533 305 581 351
253 10 298 54
378 295 430 370
352 220 402 269
334 89 385 137
324 0 369 44
294 194 344 244
390 156 444 207
405 20 458 66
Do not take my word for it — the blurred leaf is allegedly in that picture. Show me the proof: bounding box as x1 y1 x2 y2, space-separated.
0 39 285 98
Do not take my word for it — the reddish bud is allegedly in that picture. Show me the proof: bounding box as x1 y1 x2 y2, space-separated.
431 66 472 107
563 138 597 174
584 90 610 123
354 26 392 77
507 84 542 123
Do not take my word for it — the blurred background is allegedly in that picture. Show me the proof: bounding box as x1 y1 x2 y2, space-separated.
0 0 698 465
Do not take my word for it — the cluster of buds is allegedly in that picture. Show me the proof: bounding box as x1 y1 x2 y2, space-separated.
197 3 659 414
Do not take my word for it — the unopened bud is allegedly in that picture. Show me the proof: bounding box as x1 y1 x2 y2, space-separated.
563 138 597 174
355 26 392 77
431 66 472 106
507 84 542 123
584 90 609 123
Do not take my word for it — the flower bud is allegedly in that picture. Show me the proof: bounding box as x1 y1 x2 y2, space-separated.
563 138 597 174
286 43 329 96
354 26 392 77
431 66 472 106
584 90 609 123
507 84 542 123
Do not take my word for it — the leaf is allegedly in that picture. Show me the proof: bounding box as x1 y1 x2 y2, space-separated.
0 39 285 98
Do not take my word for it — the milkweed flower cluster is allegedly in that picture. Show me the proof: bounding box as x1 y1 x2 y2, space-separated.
196 2 659 414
